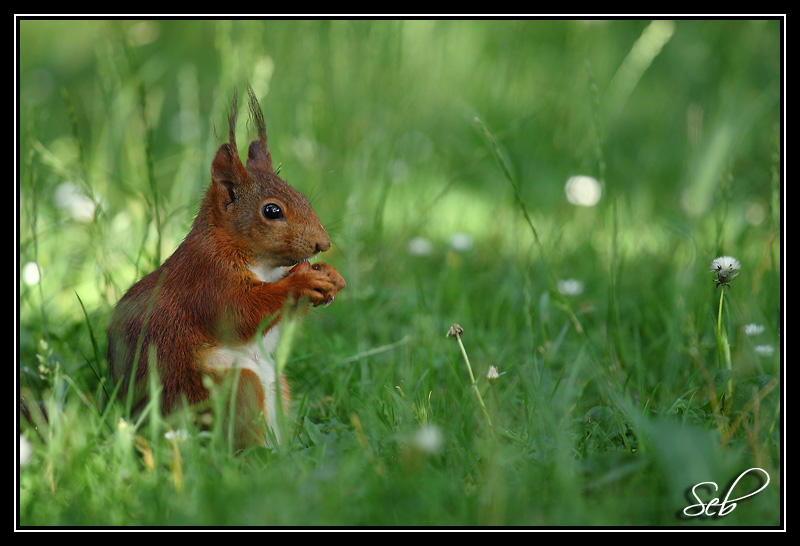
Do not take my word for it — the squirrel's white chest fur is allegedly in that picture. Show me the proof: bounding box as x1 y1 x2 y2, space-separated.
204 262 289 444
205 325 283 444
248 262 289 283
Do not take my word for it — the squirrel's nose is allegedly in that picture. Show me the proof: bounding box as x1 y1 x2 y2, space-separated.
316 238 331 253
314 230 331 253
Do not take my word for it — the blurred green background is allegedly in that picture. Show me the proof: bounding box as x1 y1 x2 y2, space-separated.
18 19 782 526
18 19 780 315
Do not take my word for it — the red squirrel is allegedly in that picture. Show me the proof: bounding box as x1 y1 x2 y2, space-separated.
107 86 345 449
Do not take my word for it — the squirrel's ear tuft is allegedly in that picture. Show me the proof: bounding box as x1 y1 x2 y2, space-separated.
247 84 267 144
228 88 239 153
211 143 248 209
245 85 274 173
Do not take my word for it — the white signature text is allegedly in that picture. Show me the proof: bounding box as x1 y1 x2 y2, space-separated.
683 467 770 517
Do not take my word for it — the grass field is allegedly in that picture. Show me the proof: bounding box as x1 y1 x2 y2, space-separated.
17 19 782 527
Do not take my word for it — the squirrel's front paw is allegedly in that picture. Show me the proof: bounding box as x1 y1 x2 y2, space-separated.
310 263 346 307
287 261 346 307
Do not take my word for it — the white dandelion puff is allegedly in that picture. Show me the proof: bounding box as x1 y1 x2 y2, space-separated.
710 256 741 289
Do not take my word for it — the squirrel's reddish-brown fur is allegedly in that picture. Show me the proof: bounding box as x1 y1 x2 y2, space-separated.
107 87 345 449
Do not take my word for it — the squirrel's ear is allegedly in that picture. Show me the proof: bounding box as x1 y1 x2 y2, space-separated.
211 143 248 209
244 85 274 173
246 140 273 173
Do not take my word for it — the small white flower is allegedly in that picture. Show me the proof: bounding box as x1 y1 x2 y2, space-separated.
754 345 774 357
564 175 602 207
19 435 32 467
486 365 505 384
449 232 474 252
558 278 584 296
745 324 765 336
21 262 41 286
54 182 97 223
407 236 433 256
164 429 189 442
710 256 741 288
411 424 443 454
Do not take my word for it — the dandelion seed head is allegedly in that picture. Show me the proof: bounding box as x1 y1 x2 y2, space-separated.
710 256 741 288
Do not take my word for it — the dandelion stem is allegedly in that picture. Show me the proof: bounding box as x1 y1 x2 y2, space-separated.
447 325 495 439
717 288 725 369
715 287 734 417
710 256 740 420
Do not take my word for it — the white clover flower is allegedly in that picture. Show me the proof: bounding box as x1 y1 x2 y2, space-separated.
449 232 474 252
411 424 443 454
54 182 97 223
710 256 741 289
164 429 189 442
564 175 602 207
407 236 433 256
754 345 774 357
558 278 584 296
745 323 765 336
19 435 32 467
21 262 41 286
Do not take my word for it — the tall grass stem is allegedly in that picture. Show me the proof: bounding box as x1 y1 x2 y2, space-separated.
447 325 495 439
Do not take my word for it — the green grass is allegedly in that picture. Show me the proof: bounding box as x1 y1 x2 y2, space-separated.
17 19 782 527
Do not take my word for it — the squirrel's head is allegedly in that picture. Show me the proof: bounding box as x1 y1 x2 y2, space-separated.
205 86 330 269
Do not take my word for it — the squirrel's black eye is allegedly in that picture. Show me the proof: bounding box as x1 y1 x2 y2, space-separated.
262 203 284 220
